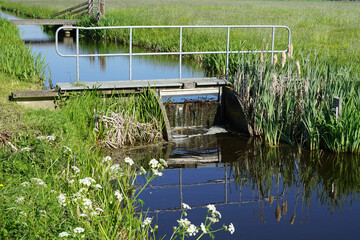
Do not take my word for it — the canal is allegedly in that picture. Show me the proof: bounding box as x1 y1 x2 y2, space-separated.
2 11 360 240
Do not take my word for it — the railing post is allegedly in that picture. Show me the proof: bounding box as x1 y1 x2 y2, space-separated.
226 27 230 79
179 27 183 79
129 27 132 81
76 28 80 82
271 27 275 67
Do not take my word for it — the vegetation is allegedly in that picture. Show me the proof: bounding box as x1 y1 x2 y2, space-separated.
234 50 360 153
0 18 46 83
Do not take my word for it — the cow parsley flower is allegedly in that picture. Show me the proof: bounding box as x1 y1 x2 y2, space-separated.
228 223 235 234
102 156 112 164
139 166 146 175
78 213 87 217
114 190 123 202
207 217 219 223
182 203 191 210
58 231 70 238
71 166 80 174
93 184 102 189
79 177 95 186
152 169 163 177
82 198 92 209
63 146 72 153
57 193 67 207
177 218 191 227
159 158 168 167
187 224 198 236
73 227 85 234
200 223 207 233
207 204 216 213
16 196 25 203
149 159 160 169
31 178 47 187
124 157 134 166
21 181 30 187
142 217 152 227
95 207 104 212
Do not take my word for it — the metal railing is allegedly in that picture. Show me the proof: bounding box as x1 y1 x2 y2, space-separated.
55 25 291 82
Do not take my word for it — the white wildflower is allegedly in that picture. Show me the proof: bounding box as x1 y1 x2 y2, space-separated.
78 213 87 217
31 178 47 187
57 193 67 207
152 169 163 177
21 181 30 187
114 190 123 202
82 198 92 209
159 158 168 167
102 156 112 164
71 166 80 174
139 166 146 175
68 179 75 184
19 211 27 216
200 223 207 233
79 177 95 187
39 210 46 215
50 190 57 193
213 210 221 219
58 231 70 238
47 135 56 141
20 147 31 152
142 217 152 227
90 211 99 216
177 218 191 227
124 157 134 166
187 224 198 236
228 223 235 234
16 196 25 203
207 204 216 213
182 203 191 210
208 217 219 223
149 159 160 169
93 184 102 189
73 227 85 234
108 164 121 174
95 207 104 212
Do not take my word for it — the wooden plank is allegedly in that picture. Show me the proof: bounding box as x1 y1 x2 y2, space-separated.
10 19 78 25
56 78 228 92
12 90 59 100
50 2 88 18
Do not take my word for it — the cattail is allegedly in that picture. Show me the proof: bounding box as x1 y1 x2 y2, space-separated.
296 61 301 75
290 214 295 225
281 52 286 68
273 54 278 67
271 74 278 96
260 52 264 63
287 44 293 58
275 204 281 222
282 201 288 214
269 195 274 204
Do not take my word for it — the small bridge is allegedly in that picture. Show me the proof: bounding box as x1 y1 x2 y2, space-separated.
9 0 104 26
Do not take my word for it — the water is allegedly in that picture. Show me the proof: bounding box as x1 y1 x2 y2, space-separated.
3 11 360 239
0 11 205 87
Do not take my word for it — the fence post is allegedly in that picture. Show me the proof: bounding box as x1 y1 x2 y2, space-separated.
226 27 230 79
100 0 105 17
88 0 92 16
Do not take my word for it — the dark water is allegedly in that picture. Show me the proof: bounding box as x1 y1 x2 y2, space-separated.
2 10 360 240
113 128 360 240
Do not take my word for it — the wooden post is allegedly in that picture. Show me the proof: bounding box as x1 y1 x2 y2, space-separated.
333 97 342 120
100 0 105 17
88 0 93 16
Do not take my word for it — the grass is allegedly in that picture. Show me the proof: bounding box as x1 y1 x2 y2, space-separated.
0 18 46 83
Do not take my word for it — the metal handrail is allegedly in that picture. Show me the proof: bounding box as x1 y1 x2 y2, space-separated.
55 25 291 82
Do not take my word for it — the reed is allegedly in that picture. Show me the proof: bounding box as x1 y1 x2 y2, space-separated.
233 50 360 153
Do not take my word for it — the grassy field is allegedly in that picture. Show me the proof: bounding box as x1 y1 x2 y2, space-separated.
1 0 360 69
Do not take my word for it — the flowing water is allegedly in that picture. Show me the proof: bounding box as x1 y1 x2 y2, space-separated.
3 11 360 240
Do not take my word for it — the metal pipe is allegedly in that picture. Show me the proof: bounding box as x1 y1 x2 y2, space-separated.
76 28 80 82
226 27 230 79
271 27 275 67
129 27 132 81
179 27 183 79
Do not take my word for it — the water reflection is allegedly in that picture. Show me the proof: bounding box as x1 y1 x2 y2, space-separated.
113 132 360 239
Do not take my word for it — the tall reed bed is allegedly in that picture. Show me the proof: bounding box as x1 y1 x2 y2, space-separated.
0 18 46 83
233 49 360 153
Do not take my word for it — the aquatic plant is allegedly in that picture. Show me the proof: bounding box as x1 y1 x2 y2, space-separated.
233 49 360 153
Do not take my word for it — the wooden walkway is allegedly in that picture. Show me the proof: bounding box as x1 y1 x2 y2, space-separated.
9 19 78 26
